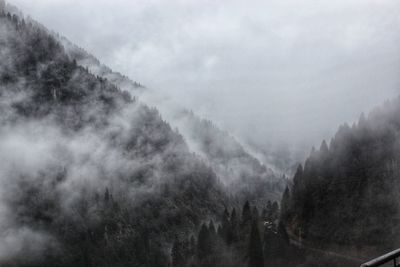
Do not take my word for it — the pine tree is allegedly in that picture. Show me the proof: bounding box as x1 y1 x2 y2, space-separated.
252 206 259 221
189 235 196 257
197 223 209 259
266 201 272 221
261 208 267 220
229 208 239 244
104 187 110 203
217 225 223 239
291 164 304 214
280 186 290 221
271 202 279 221
221 208 230 243
278 221 289 245
320 140 329 155
172 238 185 267
209 220 216 236
242 201 252 225
247 220 264 267
263 222 290 265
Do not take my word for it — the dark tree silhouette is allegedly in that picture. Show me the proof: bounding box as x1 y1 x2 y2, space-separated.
280 186 290 221
242 201 252 226
247 220 264 267
171 238 186 267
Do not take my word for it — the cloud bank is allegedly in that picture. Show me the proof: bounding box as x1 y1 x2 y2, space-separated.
10 0 400 156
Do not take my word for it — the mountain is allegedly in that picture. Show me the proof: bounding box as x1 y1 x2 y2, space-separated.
56 32 286 204
167 110 286 203
281 96 400 254
0 7 227 266
59 36 145 94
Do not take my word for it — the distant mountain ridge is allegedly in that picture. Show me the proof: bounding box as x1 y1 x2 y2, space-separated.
0 2 286 266
59 36 145 92
281 96 400 253
55 27 286 203
0 6 226 266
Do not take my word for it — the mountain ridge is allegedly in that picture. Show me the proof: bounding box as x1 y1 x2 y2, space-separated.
54 20 286 203
0 7 227 266
281 96 400 254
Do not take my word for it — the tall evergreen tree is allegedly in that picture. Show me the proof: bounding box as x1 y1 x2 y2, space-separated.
221 208 231 243
171 238 185 267
280 186 290 221
320 139 329 155
252 206 259 221
189 236 196 257
242 201 252 225
229 208 239 244
247 220 264 267
209 220 216 236
271 202 279 221
265 201 272 221
104 187 110 203
197 223 209 259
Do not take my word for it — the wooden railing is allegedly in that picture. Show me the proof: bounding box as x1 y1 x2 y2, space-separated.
361 249 400 267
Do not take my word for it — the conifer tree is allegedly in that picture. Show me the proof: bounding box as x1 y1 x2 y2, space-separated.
189 235 196 257
197 223 209 259
266 201 272 221
229 208 239 243
320 140 329 155
221 208 230 243
280 186 290 221
247 220 264 267
242 201 252 225
252 206 259 221
104 187 110 203
271 202 279 221
172 238 185 267
209 220 216 236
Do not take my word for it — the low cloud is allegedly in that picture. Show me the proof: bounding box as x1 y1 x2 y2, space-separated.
11 0 400 157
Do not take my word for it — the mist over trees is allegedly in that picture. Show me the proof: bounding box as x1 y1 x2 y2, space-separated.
282 97 400 253
0 3 288 267
2 1 400 267
0 8 227 266
58 40 286 205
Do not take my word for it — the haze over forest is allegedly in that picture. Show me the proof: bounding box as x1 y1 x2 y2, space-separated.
12 0 400 159
1 1 400 267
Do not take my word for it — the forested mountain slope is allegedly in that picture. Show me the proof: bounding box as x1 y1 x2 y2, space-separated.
281 97 400 252
57 34 285 203
59 36 145 94
0 8 226 266
169 110 286 203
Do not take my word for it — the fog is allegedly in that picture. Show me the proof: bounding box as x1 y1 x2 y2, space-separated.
2 2 400 265
10 0 400 157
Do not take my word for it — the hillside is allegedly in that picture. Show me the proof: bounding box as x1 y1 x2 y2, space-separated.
169 110 286 203
0 8 227 266
56 35 285 203
59 36 145 94
281 97 400 253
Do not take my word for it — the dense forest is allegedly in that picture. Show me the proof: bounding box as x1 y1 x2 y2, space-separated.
2 1 400 266
0 3 288 267
281 97 400 255
58 37 286 205
0 7 226 267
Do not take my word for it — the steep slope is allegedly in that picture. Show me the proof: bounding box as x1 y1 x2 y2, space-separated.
0 8 226 267
59 36 145 94
281 97 400 252
169 110 286 203
57 33 285 203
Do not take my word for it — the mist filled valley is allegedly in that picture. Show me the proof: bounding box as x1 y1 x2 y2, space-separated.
0 1 400 266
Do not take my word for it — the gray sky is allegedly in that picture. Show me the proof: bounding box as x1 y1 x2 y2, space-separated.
11 0 400 153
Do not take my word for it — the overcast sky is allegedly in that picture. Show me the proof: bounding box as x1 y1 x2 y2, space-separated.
10 0 400 154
